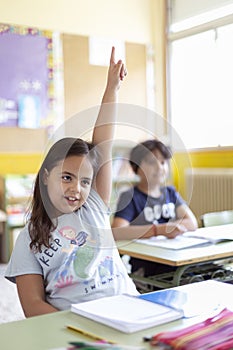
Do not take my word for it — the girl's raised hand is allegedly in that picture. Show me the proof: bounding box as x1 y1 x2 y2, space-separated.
107 46 127 91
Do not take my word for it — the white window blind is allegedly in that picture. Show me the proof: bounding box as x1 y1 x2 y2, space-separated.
167 0 233 150
170 0 233 31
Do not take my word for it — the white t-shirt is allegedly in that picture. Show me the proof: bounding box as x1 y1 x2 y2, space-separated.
5 189 138 310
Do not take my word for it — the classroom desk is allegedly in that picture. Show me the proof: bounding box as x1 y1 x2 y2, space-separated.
1 281 232 350
1 280 233 350
117 225 233 289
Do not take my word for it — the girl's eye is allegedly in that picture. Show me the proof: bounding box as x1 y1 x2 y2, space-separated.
62 175 72 182
81 179 91 186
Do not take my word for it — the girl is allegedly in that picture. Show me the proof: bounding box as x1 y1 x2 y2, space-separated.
5 47 138 317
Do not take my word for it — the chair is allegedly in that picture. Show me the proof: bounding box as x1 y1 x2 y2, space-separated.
200 210 233 283
200 210 233 227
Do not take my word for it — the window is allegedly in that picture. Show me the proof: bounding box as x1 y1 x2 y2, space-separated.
168 4 233 149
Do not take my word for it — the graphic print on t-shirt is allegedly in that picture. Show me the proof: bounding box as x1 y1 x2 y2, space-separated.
53 225 121 293
58 226 88 246
144 203 176 222
54 225 96 282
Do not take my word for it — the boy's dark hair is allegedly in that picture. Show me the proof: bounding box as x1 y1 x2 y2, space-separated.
129 139 172 174
28 137 99 252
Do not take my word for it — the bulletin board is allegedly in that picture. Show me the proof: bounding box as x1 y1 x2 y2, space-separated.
0 23 58 130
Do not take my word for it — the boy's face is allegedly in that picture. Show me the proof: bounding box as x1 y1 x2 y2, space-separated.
138 149 169 186
43 155 94 217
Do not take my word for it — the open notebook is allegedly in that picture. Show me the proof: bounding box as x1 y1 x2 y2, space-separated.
135 224 233 250
71 293 183 333
70 280 231 334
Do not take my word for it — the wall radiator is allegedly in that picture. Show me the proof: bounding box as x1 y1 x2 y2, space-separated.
185 168 233 223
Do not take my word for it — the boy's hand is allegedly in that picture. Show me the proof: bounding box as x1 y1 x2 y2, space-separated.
164 222 188 238
155 222 187 238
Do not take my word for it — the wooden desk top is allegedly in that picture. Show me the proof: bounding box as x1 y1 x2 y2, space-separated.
117 239 233 266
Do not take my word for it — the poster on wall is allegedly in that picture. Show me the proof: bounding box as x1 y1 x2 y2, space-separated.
0 23 63 132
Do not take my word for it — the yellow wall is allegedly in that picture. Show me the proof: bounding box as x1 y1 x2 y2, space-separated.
0 154 42 175
0 128 48 174
173 148 233 199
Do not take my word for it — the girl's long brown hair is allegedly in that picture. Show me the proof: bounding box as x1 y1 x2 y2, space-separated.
28 137 98 252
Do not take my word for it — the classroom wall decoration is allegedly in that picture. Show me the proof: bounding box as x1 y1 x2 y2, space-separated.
0 23 63 132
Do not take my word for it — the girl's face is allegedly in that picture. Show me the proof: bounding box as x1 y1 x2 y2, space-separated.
138 149 169 186
43 155 94 217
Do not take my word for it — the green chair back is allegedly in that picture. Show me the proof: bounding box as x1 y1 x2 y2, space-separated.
201 210 233 227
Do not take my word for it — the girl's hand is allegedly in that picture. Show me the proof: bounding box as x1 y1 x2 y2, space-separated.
106 46 127 92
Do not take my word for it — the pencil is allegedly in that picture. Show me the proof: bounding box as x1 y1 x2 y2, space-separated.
66 324 116 344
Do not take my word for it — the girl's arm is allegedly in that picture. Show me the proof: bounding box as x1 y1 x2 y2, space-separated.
92 47 127 205
16 274 58 317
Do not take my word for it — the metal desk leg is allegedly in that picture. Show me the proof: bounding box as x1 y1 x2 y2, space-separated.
172 265 193 286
